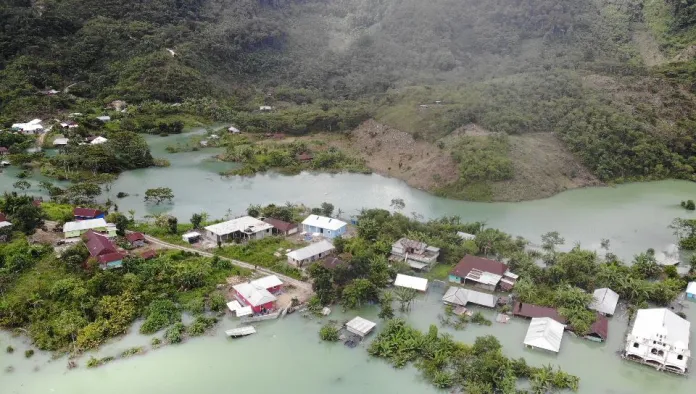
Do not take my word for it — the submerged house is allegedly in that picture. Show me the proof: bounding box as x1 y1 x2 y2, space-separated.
346 316 376 338
301 215 347 239
204 216 273 243
512 302 568 324
524 317 565 353
394 274 428 292
442 286 497 308
623 308 691 375
448 255 517 291
585 314 609 343
589 288 619 316
286 240 335 268
390 238 440 271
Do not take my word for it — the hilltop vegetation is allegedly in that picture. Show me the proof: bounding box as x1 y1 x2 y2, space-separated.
2 1 696 200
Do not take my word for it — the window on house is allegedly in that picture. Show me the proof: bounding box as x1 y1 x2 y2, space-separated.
633 343 639 348
677 355 683 360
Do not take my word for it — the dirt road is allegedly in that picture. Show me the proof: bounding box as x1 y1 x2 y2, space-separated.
142 234 312 291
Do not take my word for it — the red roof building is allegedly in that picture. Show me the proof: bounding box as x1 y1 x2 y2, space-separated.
585 314 609 342
263 218 298 235
139 250 158 260
74 207 104 220
512 302 568 324
126 232 146 247
0 147 8 155
323 256 345 270
0 212 7 222
84 230 116 257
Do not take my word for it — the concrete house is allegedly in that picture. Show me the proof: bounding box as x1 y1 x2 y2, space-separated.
232 282 277 313
394 274 428 292
204 216 273 243
301 215 347 239
286 240 335 267
12 119 44 134
390 238 440 271
449 255 517 291
126 232 146 248
84 231 123 270
63 218 113 238
442 287 497 308
623 308 691 375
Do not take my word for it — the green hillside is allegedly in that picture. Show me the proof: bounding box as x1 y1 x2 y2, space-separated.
2 0 696 200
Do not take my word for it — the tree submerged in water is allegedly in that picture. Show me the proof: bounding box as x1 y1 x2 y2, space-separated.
368 319 579 392
319 323 340 342
144 187 174 204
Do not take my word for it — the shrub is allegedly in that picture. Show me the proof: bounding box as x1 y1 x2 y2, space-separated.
319 323 340 341
24 349 34 358
164 323 186 344
208 292 226 312
187 316 218 336
116 192 129 198
151 337 162 348
6 346 14 354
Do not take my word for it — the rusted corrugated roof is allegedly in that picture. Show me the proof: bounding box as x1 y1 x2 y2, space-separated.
513 302 567 324
450 255 507 278
74 207 102 218
588 314 609 340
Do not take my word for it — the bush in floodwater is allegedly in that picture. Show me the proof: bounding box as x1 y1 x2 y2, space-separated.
120 347 145 358
319 323 340 342
24 349 34 358
116 192 129 198
682 200 696 210
164 323 186 344
6 346 14 354
140 299 181 335
151 337 162 348
187 316 218 336
471 312 492 326
208 292 226 312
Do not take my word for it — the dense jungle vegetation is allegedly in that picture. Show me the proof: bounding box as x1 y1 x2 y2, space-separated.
2 0 696 199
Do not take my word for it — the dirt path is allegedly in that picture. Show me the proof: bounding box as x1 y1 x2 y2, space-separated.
142 234 312 291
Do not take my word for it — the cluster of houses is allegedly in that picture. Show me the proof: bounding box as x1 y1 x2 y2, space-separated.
62 207 155 269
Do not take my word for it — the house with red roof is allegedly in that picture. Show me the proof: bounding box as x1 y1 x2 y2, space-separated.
83 230 123 269
74 207 104 220
263 218 298 236
0 147 9 155
126 232 146 248
512 302 568 324
448 255 518 292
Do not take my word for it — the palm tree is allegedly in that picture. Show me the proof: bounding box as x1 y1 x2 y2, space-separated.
394 287 418 312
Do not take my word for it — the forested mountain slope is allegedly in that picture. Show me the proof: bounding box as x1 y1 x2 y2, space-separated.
2 0 696 200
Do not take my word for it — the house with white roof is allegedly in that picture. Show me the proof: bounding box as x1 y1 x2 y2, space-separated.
394 274 428 292
623 308 691 374
390 238 440 271
204 216 273 243
687 282 696 301
345 316 376 338
90 136 108 145
53 137 69 147
589 288 619 316
524 317 565 353
63 218 113 238
12 119 44 134
457 231 476 241
232 282 277 313
301 215 347 239
286 240 335 268
441 286 497 308
251 275 283 294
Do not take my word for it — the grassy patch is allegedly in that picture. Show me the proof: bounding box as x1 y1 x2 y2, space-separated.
424 263 453 281
41 202 74 222
130 222 196 247
214 237 306 279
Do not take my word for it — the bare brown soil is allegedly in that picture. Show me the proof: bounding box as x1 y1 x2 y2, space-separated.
489 133 601 202
330 119 460 191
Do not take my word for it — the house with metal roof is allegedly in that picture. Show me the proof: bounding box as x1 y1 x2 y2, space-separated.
301 215 347 239
623 308 691 375
286 240 335 268
441 286 497 308
585 314 609 343
589 288 619 316
394 274 428 292
204 216 273 243
73 207 105 220
512 302 568 324
390 238 440 271
457 231 476 241
63 218 111 238
232 282 277 313
346 316 376 338
251 275 283 294
449 255 517 291
686 282 696 302
263 218 298 236
524 317 565 353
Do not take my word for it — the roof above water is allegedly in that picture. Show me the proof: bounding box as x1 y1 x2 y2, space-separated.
589 288 619 315
394 274 428 292
524 317 565 353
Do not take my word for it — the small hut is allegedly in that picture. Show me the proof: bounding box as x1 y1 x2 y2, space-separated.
346 316 376 338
